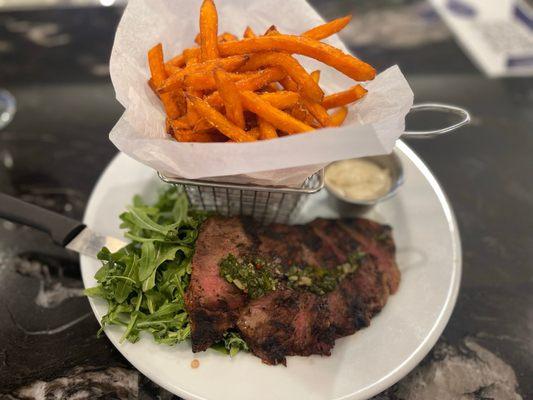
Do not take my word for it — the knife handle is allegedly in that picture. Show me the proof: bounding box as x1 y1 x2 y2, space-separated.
0 192 85 246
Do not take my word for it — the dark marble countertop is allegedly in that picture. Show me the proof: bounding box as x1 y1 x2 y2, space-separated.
0 1 531 399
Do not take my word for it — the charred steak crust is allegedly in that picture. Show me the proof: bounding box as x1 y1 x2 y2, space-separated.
185 216 400 363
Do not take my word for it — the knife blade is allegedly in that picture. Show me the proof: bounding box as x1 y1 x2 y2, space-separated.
0 192 126 258
66 227 127 258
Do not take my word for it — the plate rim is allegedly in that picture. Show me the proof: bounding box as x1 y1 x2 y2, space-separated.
81 141 461 400
347 140 462 399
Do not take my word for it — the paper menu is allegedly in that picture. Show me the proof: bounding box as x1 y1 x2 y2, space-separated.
430 0 533 77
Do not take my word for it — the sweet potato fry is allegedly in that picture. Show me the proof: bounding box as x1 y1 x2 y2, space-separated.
159 55 249 93
280 76 328 125
183 48 200 66
265 82 281 92
262 17 351 41
187 95 255 142
172 89 188 116
322 85 367 109
214 69 245 129
165 53 186 68
187 88 203 98
301 98 330 126
148 44 182 118
218 35 376 81
258 91 299 109
174 114 212 133
239 90 314 134
302 15 352 40
148 44 167 85
184 98 201 124
205 67 286 107
193 119 214 132
184 73 226 92
177 109 214 132
165 64 183 76
241 52 324 102
311 70 320 83
170 118 191 131
280 75 298 92
205 91 297 111
164 54 186 75
181 98 216 132
234 66 286 89
264 25 279 36
195 31 238 45
290 104 320 127
247 127 260 139
243 26 256 38
220 32 237 42
199 0 219 61
329 106 348 126
258 118 278 139
184 71 255 91
173 129 226 142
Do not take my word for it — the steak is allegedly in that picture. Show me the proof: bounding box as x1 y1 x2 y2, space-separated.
185 216 400 364
184 217 249 351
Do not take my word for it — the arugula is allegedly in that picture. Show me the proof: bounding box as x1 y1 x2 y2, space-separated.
211 331 249 357
85 186 247 356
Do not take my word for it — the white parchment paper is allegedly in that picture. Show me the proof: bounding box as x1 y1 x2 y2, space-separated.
109 0 414 186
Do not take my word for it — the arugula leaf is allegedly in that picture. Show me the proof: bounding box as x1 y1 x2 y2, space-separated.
123 206 178 235
84 286 104 297
138 241 156 281
212 331 249 357
115 254 138 303
172 192 189 224
85 187 249 355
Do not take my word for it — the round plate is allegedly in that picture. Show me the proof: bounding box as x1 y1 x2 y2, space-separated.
80 141 461 400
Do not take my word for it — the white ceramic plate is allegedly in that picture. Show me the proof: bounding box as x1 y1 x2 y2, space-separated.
80 141 461 400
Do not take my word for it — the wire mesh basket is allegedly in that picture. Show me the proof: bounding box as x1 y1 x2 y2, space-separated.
158 170 324 224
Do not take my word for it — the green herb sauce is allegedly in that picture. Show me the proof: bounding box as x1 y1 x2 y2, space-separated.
219 255 279 299
219 251 366 298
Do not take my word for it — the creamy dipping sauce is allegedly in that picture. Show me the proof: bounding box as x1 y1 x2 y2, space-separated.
325 159 392 202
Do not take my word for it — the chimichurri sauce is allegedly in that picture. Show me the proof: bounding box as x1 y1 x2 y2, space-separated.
219 252 366 299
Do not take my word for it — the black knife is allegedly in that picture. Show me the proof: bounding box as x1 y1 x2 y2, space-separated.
0 193 126 257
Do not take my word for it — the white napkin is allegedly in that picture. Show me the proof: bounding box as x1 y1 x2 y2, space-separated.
109 0 414 186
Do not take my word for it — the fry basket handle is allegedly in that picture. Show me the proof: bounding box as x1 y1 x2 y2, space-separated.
402 103 471 139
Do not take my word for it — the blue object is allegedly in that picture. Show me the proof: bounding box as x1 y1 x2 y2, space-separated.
507 55 533 67
446 0 477 17
514 1 533 30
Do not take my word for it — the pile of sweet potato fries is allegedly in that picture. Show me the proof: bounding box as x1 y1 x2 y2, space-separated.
148 0 375 143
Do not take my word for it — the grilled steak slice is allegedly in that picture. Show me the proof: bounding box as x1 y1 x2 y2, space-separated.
185 217 251 351
339 218 400 293
326 257 388 338
309 218 397 338
185 216 400 363
253 222 344 269
237 290 335 365
237 256 388 364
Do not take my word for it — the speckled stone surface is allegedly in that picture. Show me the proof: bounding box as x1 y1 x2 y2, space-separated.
0 1 531 399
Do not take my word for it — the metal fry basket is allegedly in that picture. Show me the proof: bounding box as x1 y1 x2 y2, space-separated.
158 170 324 224
158 103 471 224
